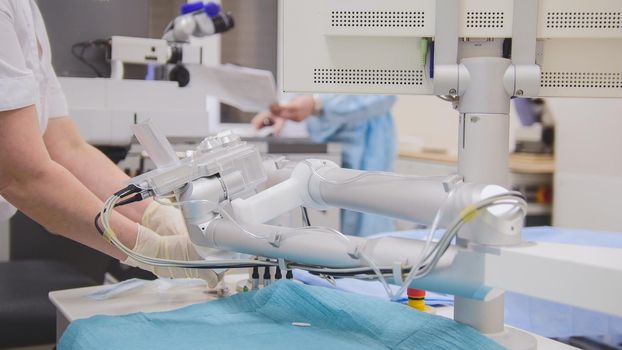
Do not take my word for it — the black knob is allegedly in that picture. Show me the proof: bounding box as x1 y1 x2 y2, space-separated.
168 64 190 87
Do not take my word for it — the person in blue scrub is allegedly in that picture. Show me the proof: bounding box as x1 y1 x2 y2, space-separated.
252 94 397 236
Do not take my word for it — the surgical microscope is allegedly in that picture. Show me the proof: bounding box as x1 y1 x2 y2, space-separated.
109 1 234 86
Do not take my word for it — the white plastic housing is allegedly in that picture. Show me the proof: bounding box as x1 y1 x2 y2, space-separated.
111 36 170 65
280 0 622 98
59 78 214 146
133 121 180 169
131 133 266 197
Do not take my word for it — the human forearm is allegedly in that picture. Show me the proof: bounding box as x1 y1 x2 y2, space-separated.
1 160 134 260
1 107 214 274
44 118 150 222
58 142 150 221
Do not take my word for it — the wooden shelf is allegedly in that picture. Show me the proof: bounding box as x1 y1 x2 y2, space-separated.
399 149 555 175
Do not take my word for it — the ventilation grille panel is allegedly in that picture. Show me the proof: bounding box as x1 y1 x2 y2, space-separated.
546 12 622 29
466 11 505 28
330 11 425 28
541 72 622 89
314 69 424 86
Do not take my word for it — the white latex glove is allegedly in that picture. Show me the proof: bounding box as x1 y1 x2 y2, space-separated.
141 199 187 237
124 225 223 288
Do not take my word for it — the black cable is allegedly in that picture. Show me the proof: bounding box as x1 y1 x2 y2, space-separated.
71 43 103 77
299 264 425 278
301 207 311 227
306 269 405 279
95 186 145 236
113 184 142 197
94 212 104 235
174 263 280 269
115 193 144 207
71 40 110 77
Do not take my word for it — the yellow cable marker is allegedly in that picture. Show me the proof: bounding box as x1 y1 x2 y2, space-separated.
460 205 480 223
102 229 113 243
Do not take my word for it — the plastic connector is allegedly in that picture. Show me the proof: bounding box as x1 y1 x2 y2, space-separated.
278 258 287 272
268 232 282 248
346 242 362 260
442 174 463 193
392 262 405 287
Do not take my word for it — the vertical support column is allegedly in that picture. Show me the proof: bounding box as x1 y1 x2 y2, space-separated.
455 295 505 334
451 1 540 342
458 113 510 187
457 58 513 188
455 57 513 335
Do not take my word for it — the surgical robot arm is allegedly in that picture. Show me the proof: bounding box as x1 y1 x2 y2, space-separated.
98 126 622 318
102 127 523 297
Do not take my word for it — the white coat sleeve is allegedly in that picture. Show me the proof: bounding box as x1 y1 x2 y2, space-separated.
33 4 68 119
0 5 38 112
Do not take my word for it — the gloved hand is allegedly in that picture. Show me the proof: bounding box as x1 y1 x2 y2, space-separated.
123 224 223 288
141 199 187 236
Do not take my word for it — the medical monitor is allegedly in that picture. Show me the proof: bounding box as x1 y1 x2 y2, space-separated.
280 0 622 98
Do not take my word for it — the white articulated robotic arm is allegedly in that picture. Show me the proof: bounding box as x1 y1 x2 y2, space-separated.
230 159 525 246
111 127 522 301
99 123 622 317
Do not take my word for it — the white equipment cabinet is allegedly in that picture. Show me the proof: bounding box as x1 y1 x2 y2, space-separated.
60 77 218 146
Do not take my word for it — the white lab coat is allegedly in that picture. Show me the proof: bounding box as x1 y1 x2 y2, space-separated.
0 0 68 220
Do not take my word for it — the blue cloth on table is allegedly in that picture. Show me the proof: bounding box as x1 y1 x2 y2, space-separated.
292 269 454 307
58 280 503 350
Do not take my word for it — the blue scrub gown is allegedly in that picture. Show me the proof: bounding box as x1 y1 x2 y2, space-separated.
306 95 397 236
